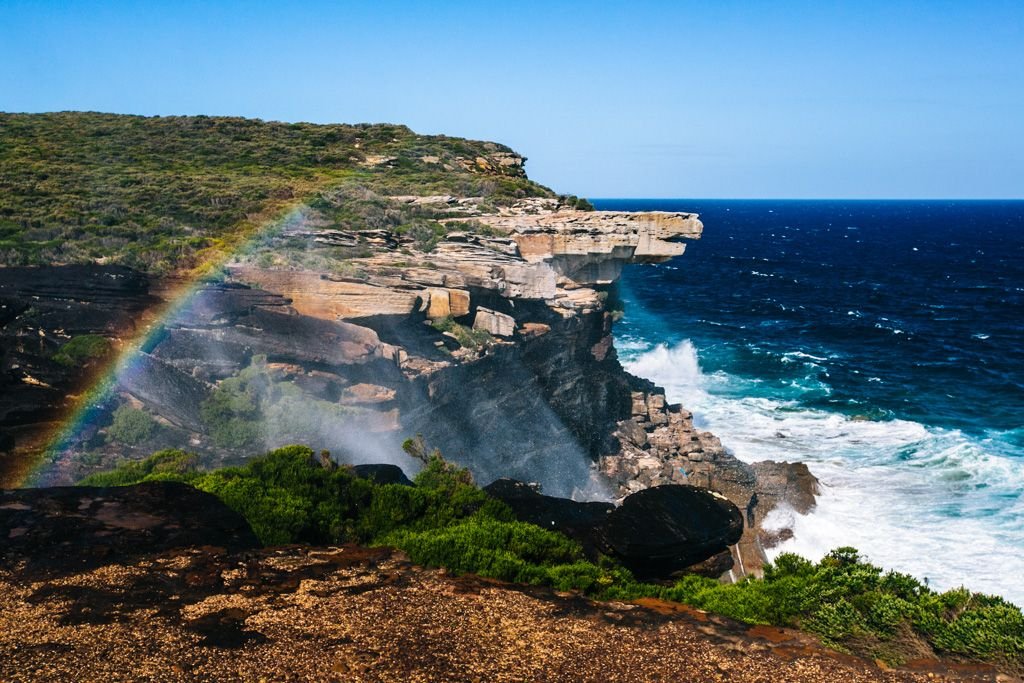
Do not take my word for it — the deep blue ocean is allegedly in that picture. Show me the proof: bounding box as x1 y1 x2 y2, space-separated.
595 199 1024 604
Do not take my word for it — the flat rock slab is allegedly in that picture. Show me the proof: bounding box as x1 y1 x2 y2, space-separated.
0 481 260 577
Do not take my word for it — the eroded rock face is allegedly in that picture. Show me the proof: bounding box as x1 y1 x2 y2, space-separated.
0 265 156 450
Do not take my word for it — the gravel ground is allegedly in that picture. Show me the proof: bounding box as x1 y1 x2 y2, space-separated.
0 546 1013 683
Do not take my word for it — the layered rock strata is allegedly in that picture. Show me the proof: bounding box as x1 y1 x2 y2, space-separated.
230 201 817 575
2 200 817 577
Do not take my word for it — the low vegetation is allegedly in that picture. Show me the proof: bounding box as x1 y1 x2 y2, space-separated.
81 444 1023 672
431 315 494 350
0 112 555 273
198 356 355 449
105 405 156 446
51 334 111 367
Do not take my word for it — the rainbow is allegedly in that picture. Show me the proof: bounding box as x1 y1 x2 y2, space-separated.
13 207 307 488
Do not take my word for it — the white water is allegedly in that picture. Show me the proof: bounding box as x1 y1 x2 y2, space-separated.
623 340 1024 606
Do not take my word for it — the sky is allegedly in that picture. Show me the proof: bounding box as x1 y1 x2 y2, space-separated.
1 1 1022 198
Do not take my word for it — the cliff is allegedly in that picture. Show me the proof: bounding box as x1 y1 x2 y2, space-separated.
0 113 815 577
1 193 815 578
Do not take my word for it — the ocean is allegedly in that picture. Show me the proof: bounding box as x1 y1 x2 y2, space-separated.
594 199 1024 605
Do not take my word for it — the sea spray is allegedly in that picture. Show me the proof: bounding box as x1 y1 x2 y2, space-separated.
620 337 1024 605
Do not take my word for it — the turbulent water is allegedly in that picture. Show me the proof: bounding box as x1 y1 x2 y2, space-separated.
596 199 1024 605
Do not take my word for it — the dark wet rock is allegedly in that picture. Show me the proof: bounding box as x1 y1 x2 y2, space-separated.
351 463 413 487
0 481 260 577
597 485 744 580
679 548 737 579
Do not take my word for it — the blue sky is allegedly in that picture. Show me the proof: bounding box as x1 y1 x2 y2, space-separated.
2 1 1021 198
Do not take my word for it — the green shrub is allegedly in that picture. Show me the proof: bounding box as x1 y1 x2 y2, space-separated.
80 448 198 486
105 405 156 445
431 315 493 349
52 334 111 367
0 112 555 272
382 516 584 585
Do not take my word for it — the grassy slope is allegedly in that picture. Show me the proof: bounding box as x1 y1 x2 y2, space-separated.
0 111 552 273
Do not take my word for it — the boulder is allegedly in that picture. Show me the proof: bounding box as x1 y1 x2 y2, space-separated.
483 479 613 555
596 485 743 580
484 479 743 579
0 481 260 577
351 463 413 487
472 307 516 337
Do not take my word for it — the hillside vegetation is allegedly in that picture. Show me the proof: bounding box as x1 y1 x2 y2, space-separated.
82 445 1024 674
0 112 552 273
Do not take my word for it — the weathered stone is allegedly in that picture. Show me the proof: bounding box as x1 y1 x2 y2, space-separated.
448 289 471 317
426 288 451 319
340 383 396 405
596 485 743 580
485 479 742 580
472 307 516 337
0 482 260 577
616 419 648 449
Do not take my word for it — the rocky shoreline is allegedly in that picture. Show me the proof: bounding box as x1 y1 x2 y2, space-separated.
1 196 818 580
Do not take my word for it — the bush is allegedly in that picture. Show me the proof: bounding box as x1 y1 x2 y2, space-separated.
0 112 555 272
105 405 155 445
431 315 493 350
80 448 197 486
52 334 111 367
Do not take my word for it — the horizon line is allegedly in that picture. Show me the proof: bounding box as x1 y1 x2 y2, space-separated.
589 197 1024 202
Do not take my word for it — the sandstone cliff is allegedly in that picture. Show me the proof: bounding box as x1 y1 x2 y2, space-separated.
0 195 819 577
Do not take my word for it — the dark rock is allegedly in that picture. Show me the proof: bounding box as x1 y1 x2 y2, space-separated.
751 461 820 516
483 479 613 555
0 481 261 577
118 352 210 431
0 265 157 448
596 485 744 580
173 282 292 327
485 479 743 579
351 463 413 487
677 548 736 579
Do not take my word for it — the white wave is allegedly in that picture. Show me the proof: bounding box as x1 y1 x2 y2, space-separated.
622 340 1024 606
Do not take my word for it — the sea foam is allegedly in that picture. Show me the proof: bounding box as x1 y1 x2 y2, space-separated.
622 339 1024 606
